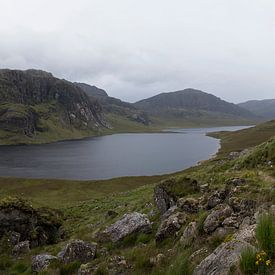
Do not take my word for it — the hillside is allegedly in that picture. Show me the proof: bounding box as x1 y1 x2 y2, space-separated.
75 82 151 127
238 99 275 120
135 89 258 126
0 121 274 274
0 69 108 145
74 82 108 98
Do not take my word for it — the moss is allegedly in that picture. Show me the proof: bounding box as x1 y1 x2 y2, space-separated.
0 196 34 213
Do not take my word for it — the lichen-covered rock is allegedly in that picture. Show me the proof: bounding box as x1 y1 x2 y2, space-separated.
154 181 176 215
58 240 97 264
156 212 186 243
226 177 246 186
177 198 199 213
222 215 239 229
0 197 63 248
207 190 228 209
194 225 256 275
97 212 152 243
180 222 197 247
12 241 30 258
203 204 233 233
32 253 58 272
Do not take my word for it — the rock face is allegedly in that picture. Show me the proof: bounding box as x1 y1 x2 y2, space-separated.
154 183 176 215
58 240 97 264
0 197 63 247
194 225 256 275
32 254 58 273
12 241 30 258
97 212 152 243
156 212 186 243
177 197 199 213
203 204 233 233
180 222 197 247
0 69 108 144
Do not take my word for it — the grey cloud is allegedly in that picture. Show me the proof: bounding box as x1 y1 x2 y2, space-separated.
0 0 274 102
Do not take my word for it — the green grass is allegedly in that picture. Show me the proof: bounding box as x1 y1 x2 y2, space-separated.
256 214 275 258
209 120 275 158
240 247 257 275
0 174 169 209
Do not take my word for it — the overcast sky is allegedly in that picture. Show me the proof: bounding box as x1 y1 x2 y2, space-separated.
0 0 274 103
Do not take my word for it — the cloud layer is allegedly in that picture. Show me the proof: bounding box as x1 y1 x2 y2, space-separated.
0 0 274 102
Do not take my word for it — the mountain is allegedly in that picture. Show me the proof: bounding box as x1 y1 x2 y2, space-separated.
0 69 108 144
74 82 108 98
75 83 150 126
238 99 275 120
134 88 258 125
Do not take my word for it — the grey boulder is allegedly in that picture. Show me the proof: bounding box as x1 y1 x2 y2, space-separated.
58 240 97 264
203 204 233 233
98 212 152 243
32 253 58 272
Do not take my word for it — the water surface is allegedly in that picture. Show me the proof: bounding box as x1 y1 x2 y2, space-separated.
0 126 251 180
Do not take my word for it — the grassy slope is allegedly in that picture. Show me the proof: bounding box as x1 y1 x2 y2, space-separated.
208 120 275 157
0 121 274 274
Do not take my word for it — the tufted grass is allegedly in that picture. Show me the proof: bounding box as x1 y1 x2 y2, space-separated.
240 247 257 275
256 214 275 258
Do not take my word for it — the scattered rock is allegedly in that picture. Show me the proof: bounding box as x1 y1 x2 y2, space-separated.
97 212 152 243
226 178 246 186
207 189 229 209
189 248 209 261
180 222 197 247
200 184 209 193
0 197 63 248
156 212 186 243
222 216 239 229
177 198 199 213
203 204 233 233
239 216 251 230
58 240 97 264
228 151 240 159
211 227 233 240
161 206 178 220
12 241 30 258
154 181 176 215
32 253 58 273
150 253 165 266
194 225 256 275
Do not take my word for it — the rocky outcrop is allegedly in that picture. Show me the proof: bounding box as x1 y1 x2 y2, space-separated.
154 182 176 215
180 222 197 247
0 69 108 143
12 241 30 258
58 240 97 264
203 204 233 233
0 197 63 247
177 197 199 213
194 225 256 275
97 212 152 243
156 212 186 243
32 254 58 273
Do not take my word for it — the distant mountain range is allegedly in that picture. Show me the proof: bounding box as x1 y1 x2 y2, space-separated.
134 89 257 124
0 69 264 145
238 99 275 120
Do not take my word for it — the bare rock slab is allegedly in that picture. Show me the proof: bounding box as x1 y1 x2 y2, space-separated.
98 212 152 243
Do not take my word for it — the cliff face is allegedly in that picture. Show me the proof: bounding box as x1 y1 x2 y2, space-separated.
0 69 108 144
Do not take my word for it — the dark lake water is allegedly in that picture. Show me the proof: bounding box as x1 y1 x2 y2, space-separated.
0 126 251 180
